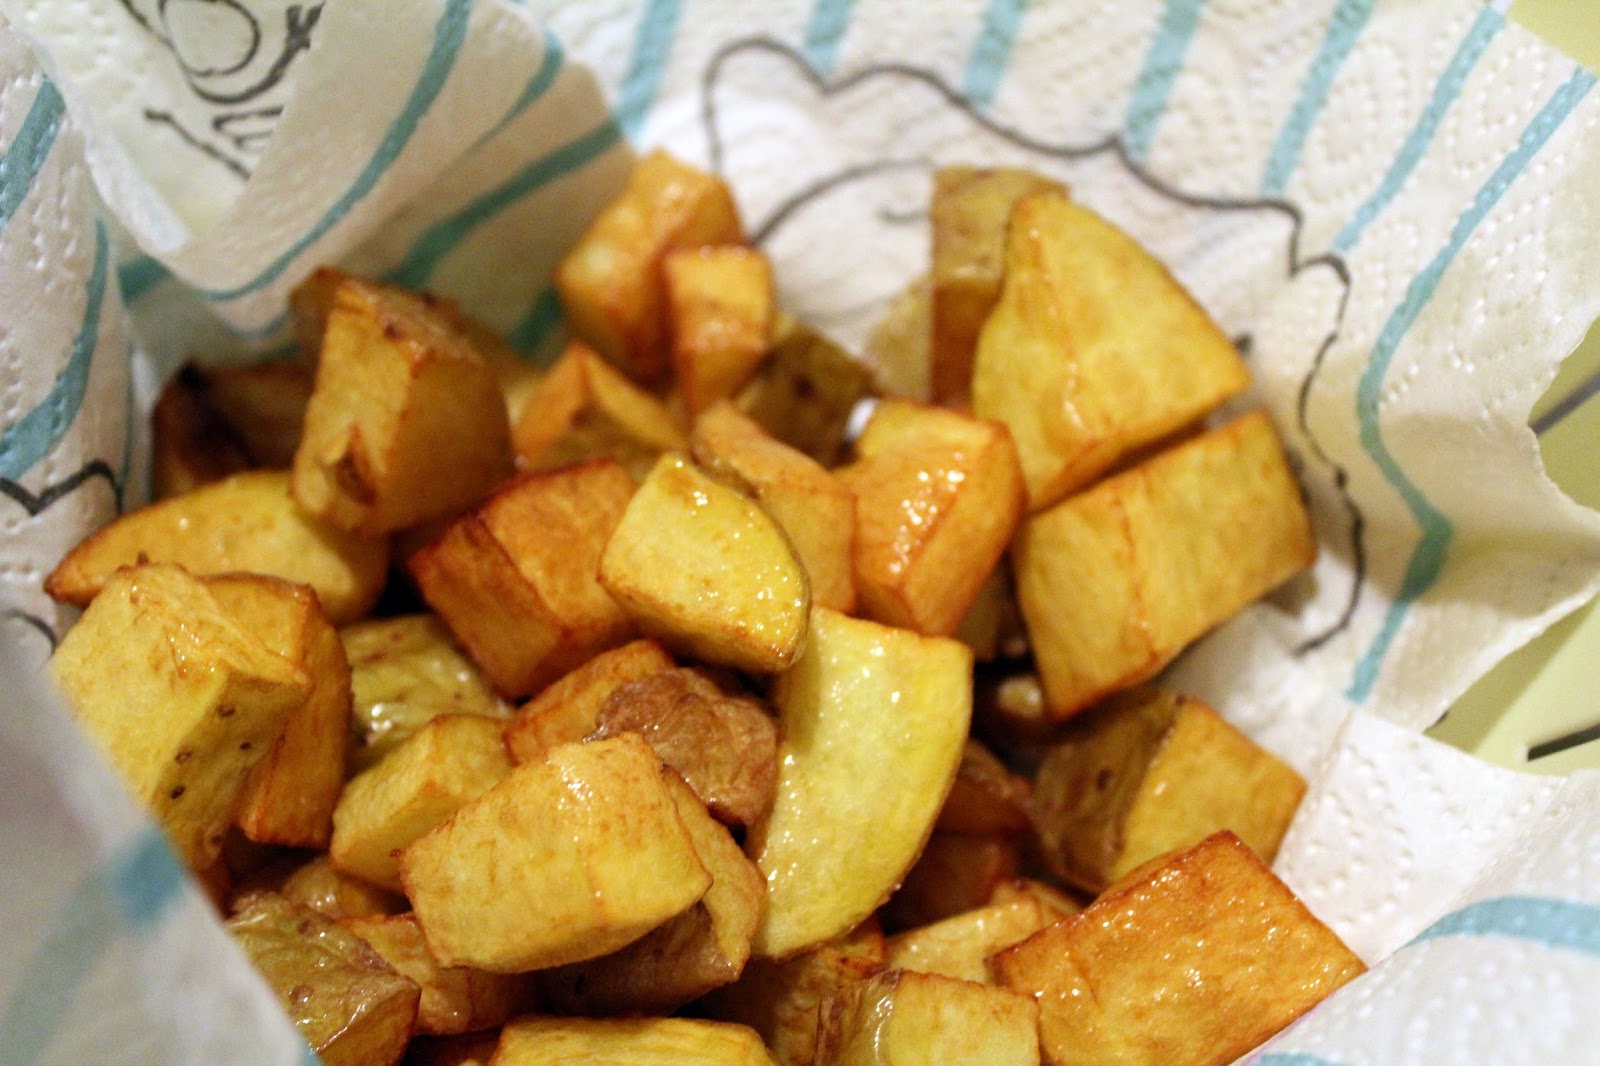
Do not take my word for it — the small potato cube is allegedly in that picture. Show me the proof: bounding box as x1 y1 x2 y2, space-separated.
201 359 315 468
493 1016 776 1065
930 166 1066 404
502 639 674 763
817 970 1039 1066
973 192 1250 510
330 713 512 892
343 913 525 1035
735 316 876 467
837 400 1026 637
272 855 407 920
885 897 1054 985
936 740 1031 837
666 246 774 415
400 734 711 972
861 276 933 402
410 460 637 699
227 893 419 1066
995 832 1365 1066
150 367 250 498
1013 411 1316 721
692 402 857 613
599 454 809 674
510 341 687 479
49 564 308 869
44 470 390 626
881 833 1020 931
556 149 745 382
293 271 514 535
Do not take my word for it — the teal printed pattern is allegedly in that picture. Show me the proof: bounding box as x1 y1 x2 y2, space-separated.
1258 0 1376 197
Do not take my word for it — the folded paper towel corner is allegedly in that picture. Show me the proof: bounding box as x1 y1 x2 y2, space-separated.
1 1 1598 1062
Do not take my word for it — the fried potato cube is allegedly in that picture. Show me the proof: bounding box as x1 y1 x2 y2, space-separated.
995 832 1365 1066
540 772 764 1014
502 638 674 763
343 913 526 1035
599 454 809 673
589 667 777 828
293 271 513 536
510 341 688 479
665 246 774 415
702 919 885 1066
150 366 250 498
227 893 419 1066
273 854 407 920
201 359 315 468
331 713 512 893
49 564 308 869
401 734 711 972
692 401 856 613
206 574 350 850
973 192 1250 510
836 400 1025 637
881 832 1021 931
885 897 1055 984
493 1016 776 1065
750 608 971 958
816 970 1039 1065
936 740 1031 837
1013 411 1316 721
556 149 745 382
861 275 933 402
735 316 876 467
44 470 390 625
1031 688 1305 895
931 166 1066 404
409 460 637 699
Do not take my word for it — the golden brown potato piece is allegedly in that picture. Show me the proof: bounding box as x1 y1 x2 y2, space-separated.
973 192 1250 511
227 892 419 1066
292 265 345 359
150 366 251 498
44 470 390 625
206 574 350 850
884 898 1055 985
49 564 308 869
201 359 315 468
409 460 637 699
406 1032 501 1066
599 454 809 674
401 734 711 972
666 246 775 416
502 639 675 764
880 833 1021 931
750 608 971 958
930 166 1066 405
589 667 777 828
342 614 512 773
1012 411 1316 721
331 714 512 893
861 276 932 402
691 402 857 613
293 271 514 536
816 969 1039 1065
556 149 746 382
735 316 876 467
1030 688 1306 895
510 341 687 479
837 400 1026 637
936 740 1031 837
343 913 526 1036
492 1016 777 1065
272 855 408 920
996 832 1364 1066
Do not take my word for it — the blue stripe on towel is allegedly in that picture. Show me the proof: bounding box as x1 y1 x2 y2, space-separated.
1123 0 1209 162
1259 0 1375 196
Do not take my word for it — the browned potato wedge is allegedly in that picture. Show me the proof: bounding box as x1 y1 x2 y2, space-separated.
293 271 513 536
599 454 809 674
201 359 315 468
270 854 408 920
881 832 1021 931
665 246 774 416
502 638 675 763
409 460 637 699
884 897 1055 984
556 148 746 382
691 402 857 613
228 892 419 1066
343 913 526 1035
492 1016 777 1065
150 366 250 498
735 316 875 467
406 1032 501 1066
590 667 777 828
49 564 308 869
750 608 971 958
861 275 932 402
936 739 1031 837
330 714 512 893
401 734 711 972
973 192 1250 510
44 470 390 625
816 969 1039 1065
837 400 1025 637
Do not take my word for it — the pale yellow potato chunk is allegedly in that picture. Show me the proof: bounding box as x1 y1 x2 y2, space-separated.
502 638 675 764
343 913 525 1035
666 245 775 415
493 1016 777 1065
884 898 1054 984
272 855 407 921
816 969 1039 1065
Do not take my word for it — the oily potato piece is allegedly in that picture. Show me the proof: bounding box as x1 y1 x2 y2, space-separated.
1012 411 1316 721
735 316 875 467
410 460 637 699
293 270 514 536
988 878 1084 922
44 470 390 625
270 854 408 921
837 400 1025 636
937 739 1031 837
401 734 711 972
343 913 526 1035
861 275 933 402
201 359 315 468
816 969 1040 1066
150 366 251 498
599 453 809 674
555 148 746 382
502 638 674 764
880 832 1021 931
953 565 1028 663
49 564 308 869
492 1016 777 1065
994 832 1365 1066
884 897 1056 985
665 245 775 416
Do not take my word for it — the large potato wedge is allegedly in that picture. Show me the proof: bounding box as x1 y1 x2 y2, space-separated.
815 969 1039 1066
342 912 526 1035
665 245 774 415
502 638 674 763
492 1016 777 1065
